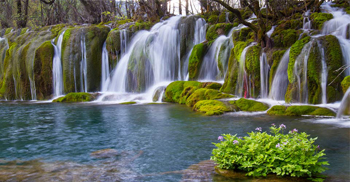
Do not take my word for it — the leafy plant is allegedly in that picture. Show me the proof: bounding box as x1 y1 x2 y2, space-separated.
211 124 329 181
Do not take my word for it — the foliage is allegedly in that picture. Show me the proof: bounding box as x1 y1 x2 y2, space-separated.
211 124 329 181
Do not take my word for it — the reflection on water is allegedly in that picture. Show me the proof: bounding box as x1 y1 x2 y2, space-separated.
0 102 349 181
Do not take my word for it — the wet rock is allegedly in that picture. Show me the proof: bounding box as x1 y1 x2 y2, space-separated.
267 105 336 117
229 98 269 112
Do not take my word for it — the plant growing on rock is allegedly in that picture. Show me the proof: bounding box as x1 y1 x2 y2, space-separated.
211 124 328 181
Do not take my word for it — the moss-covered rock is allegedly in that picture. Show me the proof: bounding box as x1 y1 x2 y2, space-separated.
232 28 253 42
186 88 232 107
245 45 261 98
188 42 207 80
193 100 230 116
310 13 333 30
208 15 219 24
341 76 350 94
120 101 137 105
271 25 302 48
53 92 97 102
34 41 54 100
229 98 269 112
129 21 154 31
267 105 336 117
206 23 234 42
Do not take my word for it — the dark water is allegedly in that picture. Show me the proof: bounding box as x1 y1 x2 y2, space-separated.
0 102 349 181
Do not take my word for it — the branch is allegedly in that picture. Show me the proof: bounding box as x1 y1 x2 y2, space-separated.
211 0 258 33
40 0 55 5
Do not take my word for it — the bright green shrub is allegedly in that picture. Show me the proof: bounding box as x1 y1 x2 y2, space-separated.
212 124 328 181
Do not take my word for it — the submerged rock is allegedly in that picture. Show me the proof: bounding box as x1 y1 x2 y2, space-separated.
53 92 98 102
90 149 118 158
267 105 336 117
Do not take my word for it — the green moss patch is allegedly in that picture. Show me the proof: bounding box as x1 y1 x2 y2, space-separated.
206 23 234 42
310 13 333 30
341 76 350 94
288 36 311 83
193 100 230 116
188 43 207 80
53 92 96 102
267 105 335 117
120 101 137 105
229 98 269 112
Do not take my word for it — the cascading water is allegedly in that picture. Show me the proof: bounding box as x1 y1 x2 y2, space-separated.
269 49 290 100
260 52 270 98
80 36 87 93
120 29 128 56
235 43 257 97
317 40 328 104
293 41 313 103
52 31 65 97
101 42 110 92
266 26 276 38
303 10 311 31
183 18 207 80
321 2 350 75
337 88 350 118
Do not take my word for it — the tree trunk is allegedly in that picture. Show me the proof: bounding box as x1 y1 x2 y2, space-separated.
179 0 182 14
185 0 189 15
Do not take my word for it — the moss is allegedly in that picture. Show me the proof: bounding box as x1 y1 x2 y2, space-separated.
229 98 269 112
206 23 234 42
164 81 185 102
310 13 333 30
188 43 207 80
341 76 350 94
34 41 54 100
245 45 261 97
4 28 12 35
50 24 66 37
288 36 311 83
202 82 222 90
186 88 232 107
120 101 137 105
220 48 240 94
271 26 301 48
129 21 154 31
218 13 226 23
208 15 218 24
267 105 335 117
53 92 96 102
20 28 28 35
269 50 286 88
232 28 253 42
193 100 229 116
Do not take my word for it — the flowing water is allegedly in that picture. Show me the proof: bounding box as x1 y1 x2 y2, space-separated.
269 49 290 100
0 102 348 181
101 42 110 92
337 88 350 118
52 31 65 97
260 52 270 98
80 36 88 93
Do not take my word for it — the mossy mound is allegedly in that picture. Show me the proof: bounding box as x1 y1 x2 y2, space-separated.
271 21 303 47
34 41 54 100
186 88 233 107
229 98 269 112
53 92 96 102
129 21 154 31
164 81 203 103
193 100 230 116
341 76 350 94
188 43 208 80
310 13 333 30
232 28 254 42
267 105 336 117
206 23 235 42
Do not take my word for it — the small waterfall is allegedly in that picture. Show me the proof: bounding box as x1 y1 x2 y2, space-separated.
266 26 276 38
317 40 328 104
52 31 65 97
101 42 110 92
260 52 270 98
120 29 128 56
225 12 231 23
235 43 257 97
294 41 313 103
80 35 87 93
303 10 311 31
269 49 290 100
337 88 350 118
321 2 350 75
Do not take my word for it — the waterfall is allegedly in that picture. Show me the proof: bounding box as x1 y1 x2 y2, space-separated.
235 43 257 97
269 49 290 100
317 40 328 104
294 41 313 103
52 31 65 97
337 88 350 118
260 52 270 98
101 42 110 92
120 29 128 56
321 2 350 75
303 10 311 31
266 26 276 38
80 35 87 93
225 12 231 23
